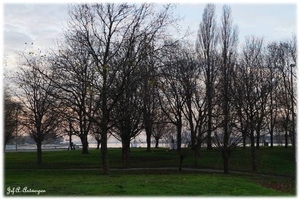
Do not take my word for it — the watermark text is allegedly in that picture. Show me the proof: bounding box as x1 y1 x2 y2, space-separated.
6 186 46 195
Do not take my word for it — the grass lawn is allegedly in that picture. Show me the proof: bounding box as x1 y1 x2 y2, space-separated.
4 147 296 196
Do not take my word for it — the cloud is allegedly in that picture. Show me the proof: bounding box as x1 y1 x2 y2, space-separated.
4 4 69 51
229 4 297 43
3 3 297 59
4 30 33 54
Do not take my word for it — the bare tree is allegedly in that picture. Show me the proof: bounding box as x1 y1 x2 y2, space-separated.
158 40 190 152
139 43 159 152
191 79 208 166
152 110 175 148
90 122 102 149
178 44 200 151
265 42 284 148
111 85 143 165
213 5 239 174
268 39 297 150
49 35 96 154
66 3 177 174
196 3 219 150
4 88 22 150
15 51 62 164
235 36 270 172
172 42 209 165
109 40 144 165
283 38 297 150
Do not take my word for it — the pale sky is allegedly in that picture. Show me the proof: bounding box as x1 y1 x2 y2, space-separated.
0 0 298 145
2 0 298 71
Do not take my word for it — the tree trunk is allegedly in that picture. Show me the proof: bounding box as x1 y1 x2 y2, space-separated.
186 98 195 150
194 140 201 167
270 127 274 148
250 130 257 172
206 71 213 151
179 155 184 171
80 134 89 154
145 125 152 152
256 129 261 149
177 122 182 152
285 129 288 148
241 126 247 149
68 131 73 150
68 123 73 150
270 88 274 149
36 141 42 165
96 139 101 149
190 129 196 150
239 115 247 149
100 65 110 174
256 119 263 149
122 140 130 166
142 75 153 153
222 150 230 174
101 108 110 174
207 98 213 150
101 130 110 174
155 138 159 148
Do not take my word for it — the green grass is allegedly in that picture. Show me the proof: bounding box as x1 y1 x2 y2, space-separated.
5 147 295 175
4 169 290 196
4 147 296 196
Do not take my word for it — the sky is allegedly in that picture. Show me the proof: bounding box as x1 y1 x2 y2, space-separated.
2 0 298 72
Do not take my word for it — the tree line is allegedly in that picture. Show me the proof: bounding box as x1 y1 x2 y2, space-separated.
5 3 296 174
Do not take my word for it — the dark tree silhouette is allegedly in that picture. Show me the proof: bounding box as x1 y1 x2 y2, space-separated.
66 3 177 174
15 51 62 164
196 4 218 150
4 88 22 150
213 5 239 174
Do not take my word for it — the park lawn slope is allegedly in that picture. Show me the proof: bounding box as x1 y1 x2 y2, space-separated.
4 147 296 196
4 147 295 176
4 169 289 196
